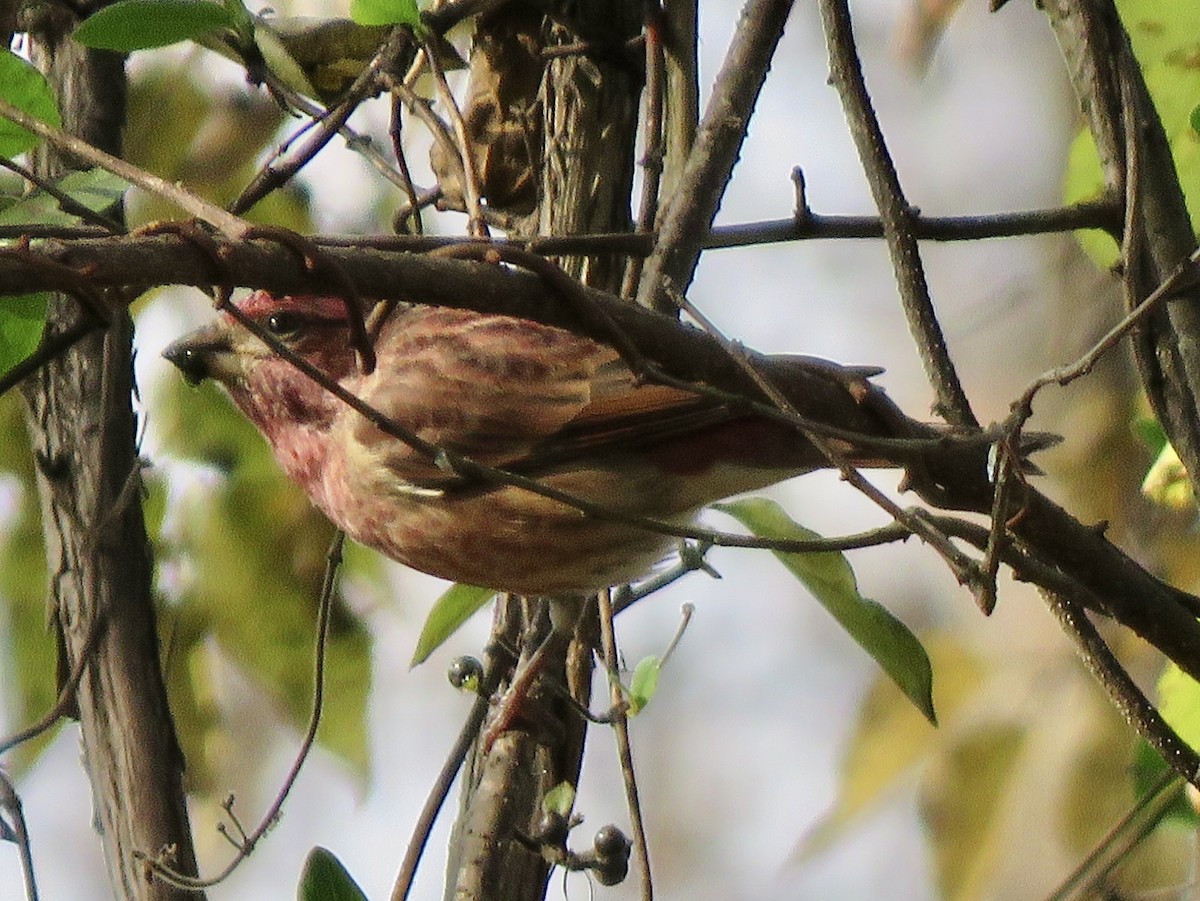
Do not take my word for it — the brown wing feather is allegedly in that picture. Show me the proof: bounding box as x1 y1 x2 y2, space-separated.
350 306 736 485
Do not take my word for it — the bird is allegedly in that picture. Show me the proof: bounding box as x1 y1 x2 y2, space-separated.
162 290 912 597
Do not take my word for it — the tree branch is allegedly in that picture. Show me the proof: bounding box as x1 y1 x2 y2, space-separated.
635 0 794 312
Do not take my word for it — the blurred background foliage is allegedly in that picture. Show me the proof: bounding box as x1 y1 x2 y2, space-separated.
4 0 1200 898
2 54 378 793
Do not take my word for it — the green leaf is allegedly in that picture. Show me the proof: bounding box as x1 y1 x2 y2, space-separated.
0 168 128 228
221 0 255 44
1158 663 1200 753
627 655 661 715
542 781 575 816
0 294 48 378
252 22 320 99
1064 0 1200 269
714 498 936 724
411 582 495 666
799 634 982 859
1133 415 1168 456
0 50 62 157
156 375 374 781
1141 441 1193 511
298 847 368 901
924 725 1027 901
73 0 235 51
1130 739 1196 826
349 0 421 28
0 394 56 772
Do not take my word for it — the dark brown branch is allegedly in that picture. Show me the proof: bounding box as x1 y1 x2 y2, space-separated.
0 199 1121 247
1039 0 1200 498
635 0 794 312
5 231 1200 680
819 0 975 427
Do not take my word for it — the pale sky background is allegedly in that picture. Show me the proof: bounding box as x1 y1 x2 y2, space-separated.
1 1 1100 898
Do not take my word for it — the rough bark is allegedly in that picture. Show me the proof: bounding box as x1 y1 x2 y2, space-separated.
1040 0 1200 495
440 4 642 899
21 18 200 901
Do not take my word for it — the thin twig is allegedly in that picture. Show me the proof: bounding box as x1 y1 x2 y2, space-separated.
1009 241 1200 430
596 587 653 900
422 35 488 238
0 199 1121 247
388 94 425 234
929 514 1200 785
0 608 104 755
0 771 38 901
231 28 413 215
621 4 667 300
260 75 417 197
0 156 122 232
819 0 975 427
1044 770 1183 901
140 532 345 889
668 283 986 593
1042 585 1199 780
382 72 466 194
0 314 100 397
389 691 491 901
0 97 249 239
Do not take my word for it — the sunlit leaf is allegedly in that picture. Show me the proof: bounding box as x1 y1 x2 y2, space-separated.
73 0 235 51
0 169 128 228
799 634 983 858
542 781 575 816
627 655 660 715
1142 441 1193 510
349 0 421 29
253 22 320 99
1064 0 1200 268
0 395 56 771
298 847 368 901
922 726 1026 901
0 50 61 157
411 583 495 666
715 498 935 723
0 294 48 378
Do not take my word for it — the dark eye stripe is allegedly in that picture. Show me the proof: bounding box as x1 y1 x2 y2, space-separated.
263 312 346 338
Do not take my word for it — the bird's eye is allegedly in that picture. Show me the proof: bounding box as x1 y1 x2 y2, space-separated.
265 311 306 339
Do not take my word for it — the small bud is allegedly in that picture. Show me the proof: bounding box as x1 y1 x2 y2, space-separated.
447 656 483 692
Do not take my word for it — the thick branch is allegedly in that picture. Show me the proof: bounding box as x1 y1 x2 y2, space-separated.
6 233 1200 684
21 31 199 901
1040 0 1200 494
635 0 794 312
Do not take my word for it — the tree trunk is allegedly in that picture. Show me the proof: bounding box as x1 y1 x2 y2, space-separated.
441 4 642 899
22 20 200 901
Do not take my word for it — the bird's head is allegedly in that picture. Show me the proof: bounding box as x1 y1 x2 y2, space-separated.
163 291 360 441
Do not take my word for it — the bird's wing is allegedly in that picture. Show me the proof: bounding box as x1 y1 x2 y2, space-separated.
353 307 737 484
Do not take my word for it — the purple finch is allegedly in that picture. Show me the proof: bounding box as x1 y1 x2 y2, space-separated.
163 291 897 595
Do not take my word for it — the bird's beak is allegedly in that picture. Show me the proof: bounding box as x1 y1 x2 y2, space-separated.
162 320 235 386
